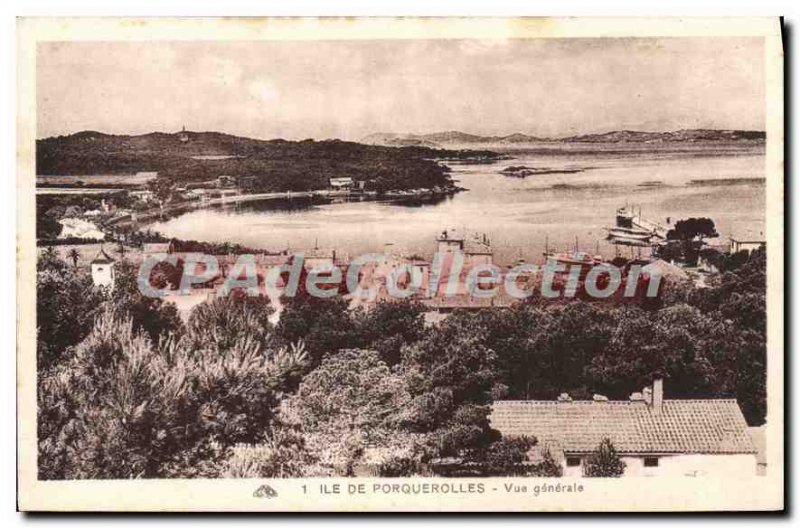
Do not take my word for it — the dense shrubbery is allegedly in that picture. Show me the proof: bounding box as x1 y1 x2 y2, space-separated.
37 248 767 478
38 304 306 479
36 251 106 371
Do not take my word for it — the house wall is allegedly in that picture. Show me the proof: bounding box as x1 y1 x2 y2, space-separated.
563 454 757 477
638 454 757 477
91 263 115 288
465 254 493 267
730 240 765 254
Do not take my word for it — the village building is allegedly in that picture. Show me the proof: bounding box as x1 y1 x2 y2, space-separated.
421 292 517 315
216 175 237 188
435 229 493 266
143 242 173 254
329 177 354 190
238 176 258 191
90 247 116 288
57 218 105 240
730 236 766 254
748 425 767 476
490 379 758 477
303 248 349 271
129 189 155 203
436 228 465 255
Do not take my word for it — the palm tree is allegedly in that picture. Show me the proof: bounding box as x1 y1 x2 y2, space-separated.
42 246 57 260
66 248 80 268
39 246 63 273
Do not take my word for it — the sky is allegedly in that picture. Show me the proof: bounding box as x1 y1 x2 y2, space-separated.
37 37 765 141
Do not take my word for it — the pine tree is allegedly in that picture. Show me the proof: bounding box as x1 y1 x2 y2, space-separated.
583 437 626 477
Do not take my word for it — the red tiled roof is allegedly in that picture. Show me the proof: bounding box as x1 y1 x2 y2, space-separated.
490 399 756 455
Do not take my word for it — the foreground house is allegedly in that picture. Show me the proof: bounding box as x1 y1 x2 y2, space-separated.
490 379 758 477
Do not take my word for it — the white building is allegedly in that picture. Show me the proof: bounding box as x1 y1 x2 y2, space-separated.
490 379 758 477
90 247 116 288
143 242 173 254
435 229 493 265
58 218 105 240
329 177 354 190
730 237 766 254
129 189 155 203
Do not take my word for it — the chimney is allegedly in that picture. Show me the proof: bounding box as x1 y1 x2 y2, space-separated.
652 378 664 415
642 386 652 405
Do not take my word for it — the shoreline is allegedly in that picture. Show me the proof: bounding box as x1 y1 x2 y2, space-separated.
105 185 465 230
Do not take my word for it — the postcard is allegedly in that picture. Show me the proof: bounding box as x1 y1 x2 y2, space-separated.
17 17 784 511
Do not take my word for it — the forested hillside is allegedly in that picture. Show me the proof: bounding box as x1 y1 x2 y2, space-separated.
37 131 501 192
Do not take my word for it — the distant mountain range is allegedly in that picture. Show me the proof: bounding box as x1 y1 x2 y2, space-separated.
361 129 766 147
361 131 547 147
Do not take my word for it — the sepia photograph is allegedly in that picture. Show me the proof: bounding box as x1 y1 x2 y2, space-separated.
16 16 784 512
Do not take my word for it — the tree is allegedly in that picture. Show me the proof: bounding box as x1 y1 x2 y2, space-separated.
529 448 563 477
36 254 105 371
377 455 425 477
667 217 719 242
396 312 514 472
147 177 175 203
37 208 63 239
656 240 685 264
583 438 626 477
285 349 412 475
275 294 358 367
41 245 59 264
483 436 536 476
66 248 80 268
355 300 426 366
38 310 307 479
666 217 719 266
185 294 274 351
216 425 319 478
109 260 184 343
482 302 614 401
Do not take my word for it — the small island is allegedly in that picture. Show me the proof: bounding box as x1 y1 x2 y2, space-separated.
499 165 586 178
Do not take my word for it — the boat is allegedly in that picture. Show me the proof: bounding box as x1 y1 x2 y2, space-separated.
607 206 669 247
605 235 655 247
543 236 604 269
543 250 604 267
605 227 655 242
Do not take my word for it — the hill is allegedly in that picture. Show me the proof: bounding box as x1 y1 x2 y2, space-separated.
36 130 502 193
361 131 547 147
560 129 766 143
361 129 765 147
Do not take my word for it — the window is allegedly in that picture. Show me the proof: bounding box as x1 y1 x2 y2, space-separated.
566 457 581 467
96 267 104 272
644 457 659 467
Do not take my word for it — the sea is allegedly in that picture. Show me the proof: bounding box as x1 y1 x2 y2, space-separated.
148 142 766 266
